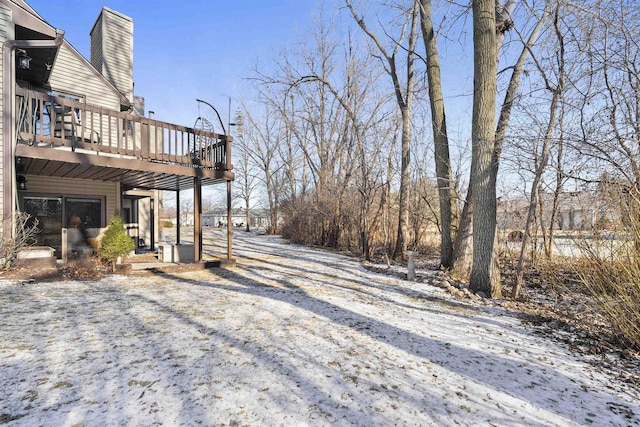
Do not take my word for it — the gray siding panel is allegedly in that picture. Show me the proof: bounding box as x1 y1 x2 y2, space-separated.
90 13 103 72
26 175 119 222
91 7 133 102
49 43 121 110
103 10 133 100
0 4 14 226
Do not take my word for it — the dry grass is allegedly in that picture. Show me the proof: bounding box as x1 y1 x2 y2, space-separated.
572 244 640 351
60 256 109 281
498 234 640 353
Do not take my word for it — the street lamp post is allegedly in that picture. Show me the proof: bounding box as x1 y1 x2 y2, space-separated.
222 94 238 134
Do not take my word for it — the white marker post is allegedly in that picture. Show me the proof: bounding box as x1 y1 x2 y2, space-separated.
406 251 416 281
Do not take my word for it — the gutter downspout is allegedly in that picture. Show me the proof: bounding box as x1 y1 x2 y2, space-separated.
2 31 64 239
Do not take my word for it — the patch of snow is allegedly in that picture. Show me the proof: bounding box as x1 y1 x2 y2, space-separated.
0 231 638 426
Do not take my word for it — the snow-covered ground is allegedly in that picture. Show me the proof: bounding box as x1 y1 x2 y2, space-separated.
1 231 638 426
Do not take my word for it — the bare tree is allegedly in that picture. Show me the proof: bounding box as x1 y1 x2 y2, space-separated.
418 0 456 268
242 106 285 234
345 0 419 259
179 197 194 226
512 3 565 299
252 14 399 254
452 0 519 280
235 113 261 232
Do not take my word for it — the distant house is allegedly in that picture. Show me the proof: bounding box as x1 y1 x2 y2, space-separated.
498 191 609 232
203 208 270 229
1 0 234 261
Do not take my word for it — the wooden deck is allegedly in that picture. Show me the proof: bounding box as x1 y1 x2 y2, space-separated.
15 86 232 175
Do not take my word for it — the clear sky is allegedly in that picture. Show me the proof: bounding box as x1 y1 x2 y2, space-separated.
26 0 331 131
24 0 479 203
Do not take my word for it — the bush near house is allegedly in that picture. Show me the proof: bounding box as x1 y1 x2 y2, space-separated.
0 212 40 271
98 211 135 272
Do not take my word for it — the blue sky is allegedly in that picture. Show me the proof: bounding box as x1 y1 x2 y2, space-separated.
27 0 332 130
26 0 475 138
25 0 481 202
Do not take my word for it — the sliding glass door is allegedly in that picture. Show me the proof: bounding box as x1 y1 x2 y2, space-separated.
23 197 63 256
22 196 104 258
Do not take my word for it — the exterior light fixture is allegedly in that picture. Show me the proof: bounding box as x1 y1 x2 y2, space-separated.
16 49 31 70
17 175 27 191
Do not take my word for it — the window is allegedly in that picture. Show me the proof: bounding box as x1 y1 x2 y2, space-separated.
22 195 104 258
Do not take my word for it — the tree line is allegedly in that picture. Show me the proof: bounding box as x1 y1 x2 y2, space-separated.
232 0 640 299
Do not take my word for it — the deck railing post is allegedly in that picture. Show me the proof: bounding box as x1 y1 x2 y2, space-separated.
225 135 232 171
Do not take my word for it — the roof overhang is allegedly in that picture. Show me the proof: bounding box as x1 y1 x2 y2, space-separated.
0 0 58 37
0 0 64 86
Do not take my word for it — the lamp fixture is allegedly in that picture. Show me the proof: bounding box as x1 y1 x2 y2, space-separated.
16 49 31 70
17 175 27 191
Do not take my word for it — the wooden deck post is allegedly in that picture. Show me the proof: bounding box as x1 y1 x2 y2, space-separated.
194 176 202 262
176 179 181 244
227 179 232 259
150 196 155 251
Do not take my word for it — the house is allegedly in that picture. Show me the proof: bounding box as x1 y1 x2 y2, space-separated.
497 191 608 232
203 208 270 229
1 0 234 262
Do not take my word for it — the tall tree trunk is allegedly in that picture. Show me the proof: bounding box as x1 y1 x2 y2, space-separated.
393 4 419 259
451 186 473 280
546 141 564 258
452 0 518 279
470 0 501 297
394 109 412 258
451 185 473 279
419 0 454 268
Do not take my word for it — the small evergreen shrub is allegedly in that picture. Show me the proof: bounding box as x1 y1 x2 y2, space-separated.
98 211 135 272
163 221 174 228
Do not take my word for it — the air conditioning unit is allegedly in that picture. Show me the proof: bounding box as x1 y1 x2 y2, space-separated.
158 244 173 262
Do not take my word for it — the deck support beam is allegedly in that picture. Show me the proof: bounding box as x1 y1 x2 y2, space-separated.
176 179 181 244
227 180 232 259
150 196 155 251
194 176 202 262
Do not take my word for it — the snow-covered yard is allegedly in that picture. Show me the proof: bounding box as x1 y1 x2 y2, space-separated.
1 231 638 426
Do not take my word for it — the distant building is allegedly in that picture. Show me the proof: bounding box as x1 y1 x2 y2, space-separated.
203 208 270 229
498 191 610 231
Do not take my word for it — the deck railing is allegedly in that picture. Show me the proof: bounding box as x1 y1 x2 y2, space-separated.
16 86 231 170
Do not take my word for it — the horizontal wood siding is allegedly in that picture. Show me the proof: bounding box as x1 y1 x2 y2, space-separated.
48 43 121 110
0 4 14 226
25 175 118 222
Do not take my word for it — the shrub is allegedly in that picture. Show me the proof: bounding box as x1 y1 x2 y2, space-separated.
571 180 640 350
98 211 135 272
575 239 640 351
0 212 40 271
163 221 174 228
62 256 107 280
